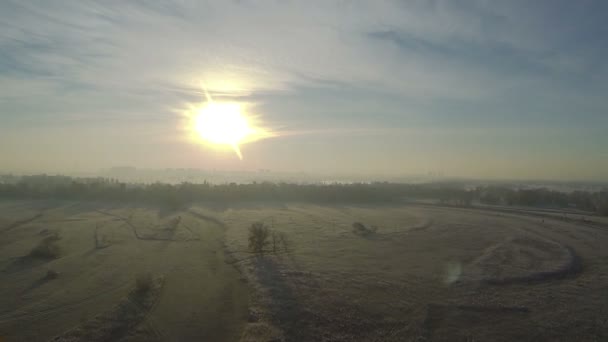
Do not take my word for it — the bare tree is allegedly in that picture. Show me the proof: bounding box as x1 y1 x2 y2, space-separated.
248 222 270 256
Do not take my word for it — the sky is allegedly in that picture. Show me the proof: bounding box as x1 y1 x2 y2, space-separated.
1 0 607 181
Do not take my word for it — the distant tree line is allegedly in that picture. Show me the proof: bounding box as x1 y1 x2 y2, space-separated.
0 175 607 216
476 186 608 215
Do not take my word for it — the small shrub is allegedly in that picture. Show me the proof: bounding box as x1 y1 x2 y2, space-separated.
167 216 181 230
94 225 110 249
248 222 270 255
29 233 61 259
135 273 153 294
45 269 59 280
270 230 291 253
352 222 377 236
96 234 109 249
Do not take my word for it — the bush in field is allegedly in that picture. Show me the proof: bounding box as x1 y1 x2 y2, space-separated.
45 269 59 280
248 222 270 255
135 273 153 294
94 224 111 249
29 232 61 259
168 216 181 230
352 222 377 236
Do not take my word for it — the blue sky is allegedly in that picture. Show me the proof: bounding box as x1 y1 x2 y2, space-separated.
1 1 607 180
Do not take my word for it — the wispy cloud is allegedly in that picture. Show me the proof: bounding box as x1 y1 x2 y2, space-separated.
2 1 606 107
1 0 607 178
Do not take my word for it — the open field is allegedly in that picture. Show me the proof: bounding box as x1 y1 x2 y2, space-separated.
2 199 608 341
216 202 608 341
0 200 248 342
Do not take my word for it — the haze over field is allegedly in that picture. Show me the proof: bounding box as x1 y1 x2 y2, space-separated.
3 3 608 341
1 1 608 180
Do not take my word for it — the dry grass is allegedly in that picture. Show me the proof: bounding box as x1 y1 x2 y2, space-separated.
4 201 607 341
219 203 608 342
1 204 247 342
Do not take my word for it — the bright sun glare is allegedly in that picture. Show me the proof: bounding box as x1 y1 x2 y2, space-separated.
187 94 271 160
194 102 250 159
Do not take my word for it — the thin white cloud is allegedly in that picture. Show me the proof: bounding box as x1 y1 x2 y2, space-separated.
1 0 607 178
3 0 599 107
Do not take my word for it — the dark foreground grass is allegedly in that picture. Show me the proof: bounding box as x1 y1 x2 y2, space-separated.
50 274 164 342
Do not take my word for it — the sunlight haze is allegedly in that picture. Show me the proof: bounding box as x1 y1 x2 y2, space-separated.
2 3 608 342
1 1 607 180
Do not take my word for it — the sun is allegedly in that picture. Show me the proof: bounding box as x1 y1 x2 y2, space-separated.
193 102 251 159
186 98 271 159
